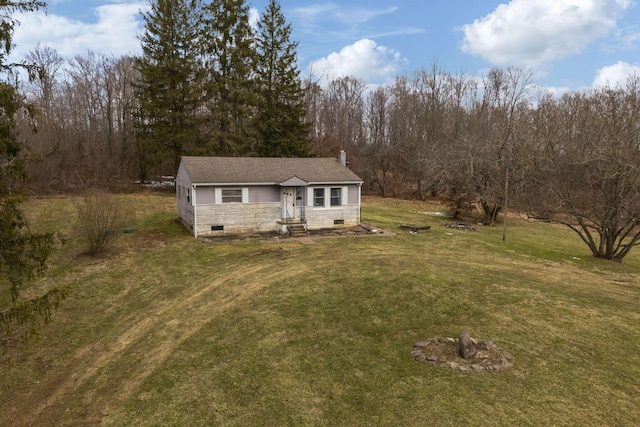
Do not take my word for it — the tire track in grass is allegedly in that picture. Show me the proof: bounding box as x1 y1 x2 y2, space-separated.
21 255 313 426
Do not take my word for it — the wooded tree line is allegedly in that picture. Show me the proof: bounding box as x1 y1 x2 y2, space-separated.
313 66 640 260
20 0 309 190
13 1 640 261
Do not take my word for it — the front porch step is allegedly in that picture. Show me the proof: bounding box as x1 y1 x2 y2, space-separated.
287 222 307 237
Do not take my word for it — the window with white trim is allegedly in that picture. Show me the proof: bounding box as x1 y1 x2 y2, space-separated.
330 187 342 206
221 188 243 203
313 188 325 207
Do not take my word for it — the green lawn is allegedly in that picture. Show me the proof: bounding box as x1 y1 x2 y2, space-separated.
1 193 639 426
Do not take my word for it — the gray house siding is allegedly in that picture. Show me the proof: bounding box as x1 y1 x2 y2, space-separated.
195 187 216 205
249 186 280 203
180 203 195 231
176 162 194 230
192 186 280 205
348 185 359 205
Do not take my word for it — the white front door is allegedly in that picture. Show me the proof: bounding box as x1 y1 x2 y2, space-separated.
282 187 297 220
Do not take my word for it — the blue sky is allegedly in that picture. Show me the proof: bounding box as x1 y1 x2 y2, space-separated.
10 0 640 92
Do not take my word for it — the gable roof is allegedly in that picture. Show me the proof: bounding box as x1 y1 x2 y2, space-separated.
180 156 363 185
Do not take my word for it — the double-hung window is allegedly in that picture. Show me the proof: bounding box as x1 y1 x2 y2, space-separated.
221 188 242 203
313 188 325 207
330 188 342 206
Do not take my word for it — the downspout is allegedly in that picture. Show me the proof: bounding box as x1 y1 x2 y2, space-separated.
193 184 198 238
302 187 307 224
358 183 362 225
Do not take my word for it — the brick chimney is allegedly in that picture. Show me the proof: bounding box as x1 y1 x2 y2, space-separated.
338 150 347 167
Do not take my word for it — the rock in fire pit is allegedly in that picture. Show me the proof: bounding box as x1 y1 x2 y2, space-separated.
412 332 514 372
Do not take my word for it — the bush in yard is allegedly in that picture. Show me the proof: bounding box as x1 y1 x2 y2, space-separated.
74 190 131 255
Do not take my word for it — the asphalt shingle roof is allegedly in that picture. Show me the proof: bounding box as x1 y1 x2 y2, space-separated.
181 156 363 185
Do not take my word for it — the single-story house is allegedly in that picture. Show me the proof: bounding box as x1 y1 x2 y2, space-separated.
175 152 363 237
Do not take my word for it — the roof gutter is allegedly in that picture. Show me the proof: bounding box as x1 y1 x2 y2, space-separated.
192 182 280 187
307 181 364 185
192 181 364 186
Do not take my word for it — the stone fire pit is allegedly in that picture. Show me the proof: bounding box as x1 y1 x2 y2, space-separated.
412 332 514 372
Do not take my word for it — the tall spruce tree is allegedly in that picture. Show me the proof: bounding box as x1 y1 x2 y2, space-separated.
254 0 310 157
200 0 256 155
1 1 67 345
135 0 203 179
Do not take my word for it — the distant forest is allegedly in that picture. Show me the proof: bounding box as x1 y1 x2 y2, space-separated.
15 0 640 260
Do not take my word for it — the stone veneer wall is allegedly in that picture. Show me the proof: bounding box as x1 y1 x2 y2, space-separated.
193 203 360 237
305 205 360 229
194 203 281 237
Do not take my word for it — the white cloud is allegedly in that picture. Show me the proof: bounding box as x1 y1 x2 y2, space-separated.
10 2 147 62
249 7 260 31
309 39 407 86
593 61 640 88
460 0 633 70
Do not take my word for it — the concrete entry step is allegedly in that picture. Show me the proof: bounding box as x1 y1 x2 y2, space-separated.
288 222 307 237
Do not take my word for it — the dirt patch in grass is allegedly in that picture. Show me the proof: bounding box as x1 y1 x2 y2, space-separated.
307 224 387 237
200 224 392 243
200 230 281 242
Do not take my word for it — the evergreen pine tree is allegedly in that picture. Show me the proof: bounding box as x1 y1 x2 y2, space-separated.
134 0 203 180
200 0 256 155
1 1 67 345
254 0 310 157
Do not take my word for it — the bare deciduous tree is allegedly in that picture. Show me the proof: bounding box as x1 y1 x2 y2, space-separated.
364 86 393 196
477 67 533 232
525 79 640 261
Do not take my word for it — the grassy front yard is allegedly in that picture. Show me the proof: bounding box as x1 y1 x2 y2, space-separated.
1 193 639 426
